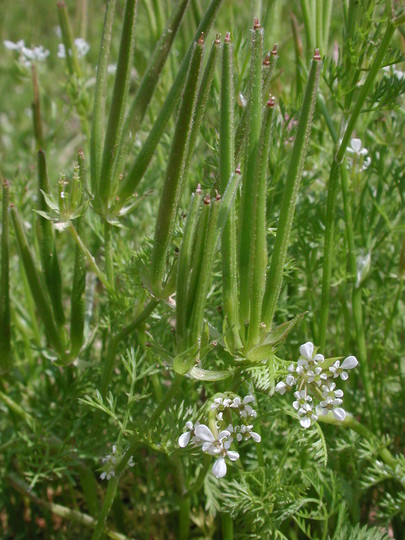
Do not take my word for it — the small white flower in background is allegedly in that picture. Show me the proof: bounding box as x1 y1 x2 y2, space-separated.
239 424 261 443
383 64 405 80
58 37 90 59
274 341 358 429
347 138 371 171
100 444 135 480
4 39 49 67
74 37 90 58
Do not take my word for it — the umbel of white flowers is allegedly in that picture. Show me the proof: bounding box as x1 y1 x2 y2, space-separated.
275 342 358 428
3 39 50 67
178 395 261 478
99 444 135 481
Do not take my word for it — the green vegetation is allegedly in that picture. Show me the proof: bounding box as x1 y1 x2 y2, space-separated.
1 1 405 538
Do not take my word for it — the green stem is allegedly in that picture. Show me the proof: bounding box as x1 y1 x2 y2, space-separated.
262 52 321 328
246 98 275 349
69 222 112 294
113 0 190 195
0 180 11 373
98 0 138 210
189 198 221 348
57 1 82 77
300 0 313 58
31 64 44 149
239 23 263 332
220 33 242 352
104 221 115 291
11 206 67 359
150 39 204 295
37 150 65 328
176 190 202 351
222 513 234 540
340 165 376 429
90 0 116 197
117 0 224 208
70 151 87 356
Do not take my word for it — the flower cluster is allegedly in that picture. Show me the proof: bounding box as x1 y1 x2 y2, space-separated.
58 37 90 59
178 394 261 478
3 39 49 67
275 342 358 428
99 444 135 481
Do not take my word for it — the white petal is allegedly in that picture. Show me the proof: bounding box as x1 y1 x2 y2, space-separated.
178 431 191 448
299 417 311 428
4 40 22 50
218 430 231 441
100 472 106 480
314 354 324 363
244 405 253 415
300 342 314 360
227 450 240 461
212 457 227 478
335 389 344 398
251 432 261 443
286 375 296 386
275 381 287 395
350 138 362 152
333 408 346 421
340 371 349 381
185 421 193 430
341 355 358 370
243 395 255 404
195 424 215 442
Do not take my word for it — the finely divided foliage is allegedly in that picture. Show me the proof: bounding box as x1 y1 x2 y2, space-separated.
0 1 405 539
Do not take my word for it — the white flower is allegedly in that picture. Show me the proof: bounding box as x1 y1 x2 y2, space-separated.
299 341 325 366
74 37 90 58
100 444 118 480
194 424 230 456
193 424 239 477
347 138 371 171
58 38 90 60
329 356 358 380
240 424 261 443
321 381 343 400
230 395 256 418
292 390 312 411
57 43 67 58
4 39 49 67
298 402 318 429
